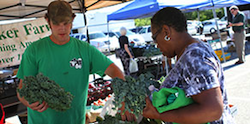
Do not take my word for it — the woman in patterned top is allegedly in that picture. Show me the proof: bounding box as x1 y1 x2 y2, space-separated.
142 7 235 124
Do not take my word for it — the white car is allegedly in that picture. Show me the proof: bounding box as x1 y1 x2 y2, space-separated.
88 32 111 52
70 33 87 41
138 26 153 43
104 30 146 47
202 19 227 34
70 32 110 52
187 20 203 35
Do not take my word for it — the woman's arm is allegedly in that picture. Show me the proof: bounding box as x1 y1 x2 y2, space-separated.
124 44 133 58
143 87 223 124
17 80 48 112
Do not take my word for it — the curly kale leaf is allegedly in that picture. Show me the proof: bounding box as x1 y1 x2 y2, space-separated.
17 73 74 111
97 114 137 124
111 72 159 117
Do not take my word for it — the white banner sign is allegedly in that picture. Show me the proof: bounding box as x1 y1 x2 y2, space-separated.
0 18 51 68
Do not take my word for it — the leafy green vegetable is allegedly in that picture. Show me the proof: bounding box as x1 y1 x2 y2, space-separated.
17 73 74 111
111 73 160 117
97 114 137 124
97 114 163 124
143 45 162 57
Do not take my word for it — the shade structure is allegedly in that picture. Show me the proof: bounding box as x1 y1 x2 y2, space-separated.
0 0 131 20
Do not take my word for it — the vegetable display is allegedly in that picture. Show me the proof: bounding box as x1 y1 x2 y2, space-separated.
97 114 163 124
97 114 137 124
142 45 162 57
17 73 73 111
112 73 160 117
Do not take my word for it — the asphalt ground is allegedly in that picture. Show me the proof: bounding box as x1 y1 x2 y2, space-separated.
221 41 250 124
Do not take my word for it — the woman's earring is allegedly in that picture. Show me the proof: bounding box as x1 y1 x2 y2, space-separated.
164 36 171 41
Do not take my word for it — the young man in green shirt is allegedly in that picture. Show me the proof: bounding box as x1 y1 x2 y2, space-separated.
228 5 246 64
17 1 135 124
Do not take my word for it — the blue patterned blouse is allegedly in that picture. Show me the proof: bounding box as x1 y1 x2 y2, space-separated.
161 41 235 124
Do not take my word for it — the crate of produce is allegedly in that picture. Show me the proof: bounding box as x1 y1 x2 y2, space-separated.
214 50 231 61
87 78 113 105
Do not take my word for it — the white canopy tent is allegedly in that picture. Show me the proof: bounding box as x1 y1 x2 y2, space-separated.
0 0 131 20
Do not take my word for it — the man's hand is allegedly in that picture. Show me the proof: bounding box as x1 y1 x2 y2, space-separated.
28 101 48 112
17 80 48 113
227 22 233 27
143 97 160 119
119 102 137 121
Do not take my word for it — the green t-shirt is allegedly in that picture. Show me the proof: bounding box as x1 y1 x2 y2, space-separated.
17 36 113 124
232 11 245 32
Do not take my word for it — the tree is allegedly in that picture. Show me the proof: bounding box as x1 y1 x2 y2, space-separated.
184 8 225 21
134 8 225 26
135 17 151 27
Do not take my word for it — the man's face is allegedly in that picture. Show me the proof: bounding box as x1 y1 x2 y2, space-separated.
49 20 72 43
230 9 238 16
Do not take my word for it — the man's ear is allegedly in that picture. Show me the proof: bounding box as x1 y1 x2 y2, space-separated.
45 18 49 23
44 13 49 23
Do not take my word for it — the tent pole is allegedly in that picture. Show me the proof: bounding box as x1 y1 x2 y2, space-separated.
107 21 110 51
164 56 168 75
81 0 90 44
224 7 228 18
212 8 226 62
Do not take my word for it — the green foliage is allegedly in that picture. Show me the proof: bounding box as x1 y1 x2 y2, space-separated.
135 8 226 27
17 73 74 111
184 8 225 21
97 114 137 124
97 114 163 124
135 17 151 27
111 73 160 117
142 45 162 57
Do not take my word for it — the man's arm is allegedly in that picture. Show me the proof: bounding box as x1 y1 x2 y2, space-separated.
17 80 48 112
104 63 124 80
143 87 223 124
228 22 244 27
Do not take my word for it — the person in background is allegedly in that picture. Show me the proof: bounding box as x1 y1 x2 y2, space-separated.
16 1 135 124
228 5 246 64
118 27 134 75
142 7 235 124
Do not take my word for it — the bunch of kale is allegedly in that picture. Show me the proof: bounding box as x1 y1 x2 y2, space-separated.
142 45 162 57
111 73 160 117
17 73 73 111
97 114 137 124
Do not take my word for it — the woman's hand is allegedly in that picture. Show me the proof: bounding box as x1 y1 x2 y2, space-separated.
28 101 49 112
143 97 160 119
119 102 137 121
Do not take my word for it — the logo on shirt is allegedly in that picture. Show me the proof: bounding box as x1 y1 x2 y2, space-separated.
70 58 82 69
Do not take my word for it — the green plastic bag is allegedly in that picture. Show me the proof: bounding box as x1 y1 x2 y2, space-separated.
152 87 193 113
152 87 209 124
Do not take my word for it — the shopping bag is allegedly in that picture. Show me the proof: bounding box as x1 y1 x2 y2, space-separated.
129 58 138 73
